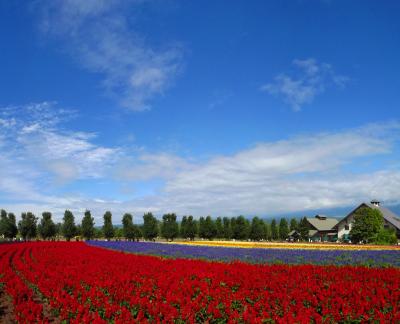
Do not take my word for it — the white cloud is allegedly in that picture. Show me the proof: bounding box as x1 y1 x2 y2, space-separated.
116 153 193 181
38 0 183 111
1 102 399 221
261 58 349 111
0 102 120 183
141 123 397 216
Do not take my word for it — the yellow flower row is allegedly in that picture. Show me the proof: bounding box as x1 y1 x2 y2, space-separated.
171 240 400 251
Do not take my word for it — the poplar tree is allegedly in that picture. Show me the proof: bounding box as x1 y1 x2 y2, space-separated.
122 213 135 241
103 211 114 240
298 217 309 241
290 218 298 231
0 210 18 240
279 218 289 240
62 210 76 241
270 219 279 241
222 217 232 239
18 212 38 241
38 212 56 240
81 210 95 240
203 216 217 240
232 216 249 240
215 217 224 238
143 212 158 241
161 213 179 241
180 216 188 238
185 215 197 240
250 216 265 241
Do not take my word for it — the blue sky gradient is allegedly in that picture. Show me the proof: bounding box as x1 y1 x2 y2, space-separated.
0 1 399 223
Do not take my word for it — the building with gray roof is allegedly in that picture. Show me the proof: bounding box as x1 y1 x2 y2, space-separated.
305 215 339 242
334 200 400 242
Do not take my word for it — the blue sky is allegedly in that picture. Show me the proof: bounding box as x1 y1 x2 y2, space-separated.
0 0 399 223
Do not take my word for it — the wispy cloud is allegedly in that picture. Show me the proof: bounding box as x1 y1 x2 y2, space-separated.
261 58 349 111
37 0 183 111
0 102 120 184
115 153 193 181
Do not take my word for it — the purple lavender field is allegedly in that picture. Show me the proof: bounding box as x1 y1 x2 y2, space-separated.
87 241 400 267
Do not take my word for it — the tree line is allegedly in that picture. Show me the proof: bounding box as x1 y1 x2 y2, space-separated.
0 209 310 242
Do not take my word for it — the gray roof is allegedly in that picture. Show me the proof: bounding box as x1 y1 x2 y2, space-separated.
306 216 338 231
366 203 400 230
308 229 318 237
336 202 400 231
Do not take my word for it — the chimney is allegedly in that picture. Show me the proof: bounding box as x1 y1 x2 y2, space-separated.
370 200 380 207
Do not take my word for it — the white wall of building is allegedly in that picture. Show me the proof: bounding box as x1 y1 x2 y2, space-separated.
337 214 354 240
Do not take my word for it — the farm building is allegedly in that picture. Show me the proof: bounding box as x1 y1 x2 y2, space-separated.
305 215 338 242
334 201 400 242
287 230 301 242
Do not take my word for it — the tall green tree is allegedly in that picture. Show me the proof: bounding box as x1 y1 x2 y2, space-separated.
203 216 217 240
350 207 384 243
185 215 197 240
161 213 179 241
264 221 271 240
270 219 279 241
215 217 224 238
38 212 56 240
62 210 76 241
103 211 114 240
18 212 38 241
81 210 95 240
250 216 265 241
298 217 309 241
0 210 18 240
0 209 8 237
6 212 18 239
198 216 206 238
231 216 249 240
122 213 136 241
180 216 188 238
290 218 298 231
143 212 158 241
222 217 232 239
279 218 290 240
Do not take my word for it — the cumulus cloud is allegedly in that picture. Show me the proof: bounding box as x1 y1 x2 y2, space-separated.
261 58 349 111
37 0 183 111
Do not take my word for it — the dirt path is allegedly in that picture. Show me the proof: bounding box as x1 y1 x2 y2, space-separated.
0 288 16 324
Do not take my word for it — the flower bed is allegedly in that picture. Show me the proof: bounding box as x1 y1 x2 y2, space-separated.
1 242 399 323
88 240 400 267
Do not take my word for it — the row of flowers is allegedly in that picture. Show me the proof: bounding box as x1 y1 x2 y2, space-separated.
1 241 399 323
0 245 47 322
173 240 400 250
88 240 400 267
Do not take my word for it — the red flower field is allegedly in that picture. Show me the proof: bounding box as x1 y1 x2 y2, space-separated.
0 242 399 323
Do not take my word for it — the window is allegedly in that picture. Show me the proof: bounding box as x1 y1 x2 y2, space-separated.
344 225 349 231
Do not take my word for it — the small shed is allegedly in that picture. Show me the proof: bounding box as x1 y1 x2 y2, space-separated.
287 230 301 242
